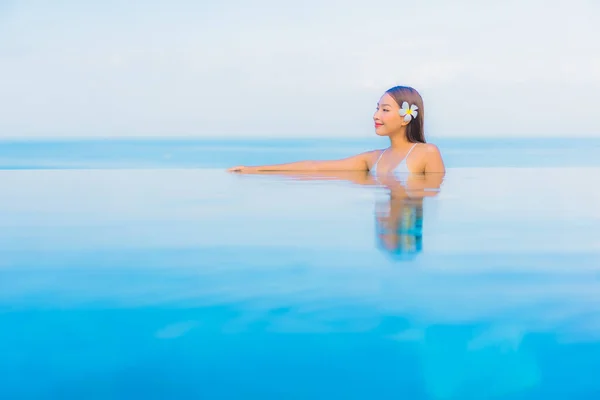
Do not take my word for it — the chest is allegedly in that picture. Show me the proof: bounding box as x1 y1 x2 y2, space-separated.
371 150 425 174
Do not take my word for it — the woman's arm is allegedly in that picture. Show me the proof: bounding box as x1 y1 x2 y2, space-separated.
228 151 373 173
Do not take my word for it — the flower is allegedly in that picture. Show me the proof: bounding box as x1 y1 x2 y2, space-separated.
399 101 418 122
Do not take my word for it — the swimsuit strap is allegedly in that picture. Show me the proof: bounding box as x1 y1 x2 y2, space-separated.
403 143 418 160
372 148 389 170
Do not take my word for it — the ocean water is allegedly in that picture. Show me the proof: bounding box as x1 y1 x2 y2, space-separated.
1 137 600 399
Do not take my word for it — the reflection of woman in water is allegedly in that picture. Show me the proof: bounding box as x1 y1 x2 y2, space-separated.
228 86 445 175
374 173 442 258
375 188 424 257
233 169 443 258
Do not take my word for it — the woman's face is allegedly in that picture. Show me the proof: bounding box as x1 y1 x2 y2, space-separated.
373 93 407 136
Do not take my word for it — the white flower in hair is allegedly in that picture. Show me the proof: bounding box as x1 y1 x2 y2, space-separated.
399 101 418 122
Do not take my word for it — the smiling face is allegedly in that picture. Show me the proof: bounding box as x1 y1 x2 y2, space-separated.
373 93 409 137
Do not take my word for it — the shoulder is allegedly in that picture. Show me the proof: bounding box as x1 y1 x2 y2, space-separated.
353 149 385 159
415 143 442 158
420 143 441 153
353 149 385 169
364 148 386 155
363 148 386 161
419 143 445 173
366 148 386 156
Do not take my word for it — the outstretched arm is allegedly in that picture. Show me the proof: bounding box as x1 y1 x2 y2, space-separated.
228 152 372 173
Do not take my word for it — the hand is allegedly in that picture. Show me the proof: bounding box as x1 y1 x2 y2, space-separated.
227 165 253 173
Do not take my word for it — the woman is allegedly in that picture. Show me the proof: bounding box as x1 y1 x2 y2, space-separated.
228 86 445 174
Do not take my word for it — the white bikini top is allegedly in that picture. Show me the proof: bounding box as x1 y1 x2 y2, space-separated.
370 143 418 176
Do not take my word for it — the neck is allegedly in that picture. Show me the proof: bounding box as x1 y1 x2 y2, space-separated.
388 131 412 150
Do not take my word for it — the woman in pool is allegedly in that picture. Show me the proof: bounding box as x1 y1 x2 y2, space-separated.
228 85 445 174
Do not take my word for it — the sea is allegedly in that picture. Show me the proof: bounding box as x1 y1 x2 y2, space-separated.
1 137 600 399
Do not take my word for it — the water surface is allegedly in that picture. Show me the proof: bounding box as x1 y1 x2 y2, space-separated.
1 138 600 399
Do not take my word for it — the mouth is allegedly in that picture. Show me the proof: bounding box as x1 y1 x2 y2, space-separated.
374 123 383 128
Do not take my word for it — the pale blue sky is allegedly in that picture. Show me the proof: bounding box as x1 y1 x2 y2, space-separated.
1 0 599 139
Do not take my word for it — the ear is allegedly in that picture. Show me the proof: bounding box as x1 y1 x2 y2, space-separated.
400 118 411 127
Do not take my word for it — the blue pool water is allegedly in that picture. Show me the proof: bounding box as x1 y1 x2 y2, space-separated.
1 138 600 399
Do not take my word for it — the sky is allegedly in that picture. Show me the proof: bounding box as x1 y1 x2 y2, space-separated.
1 0 599 139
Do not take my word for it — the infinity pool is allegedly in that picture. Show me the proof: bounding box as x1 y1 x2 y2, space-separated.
1 138 600 399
